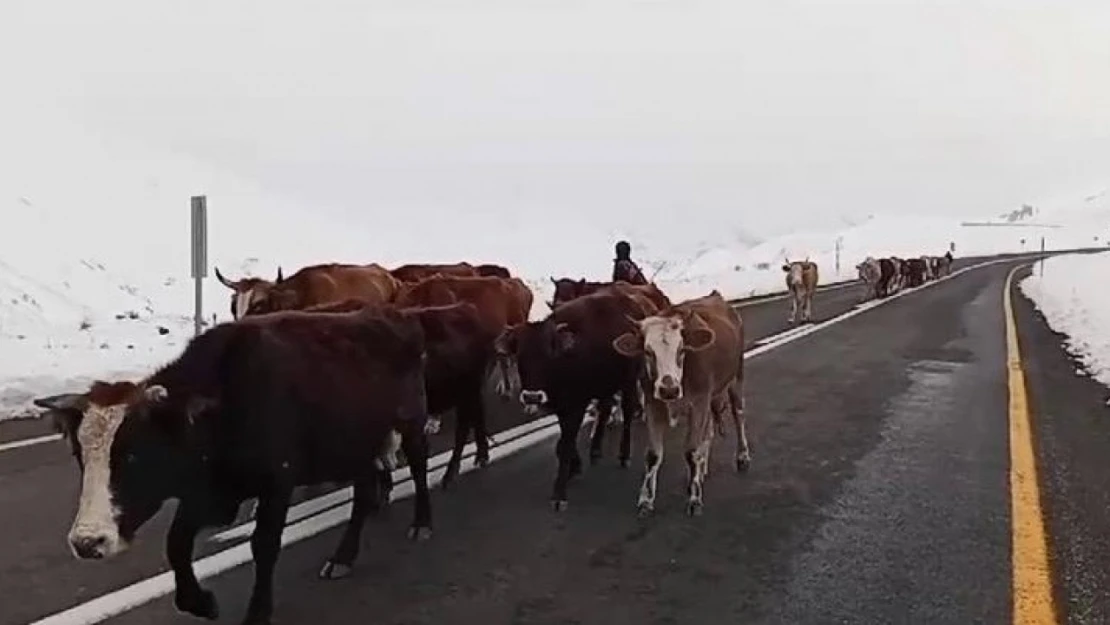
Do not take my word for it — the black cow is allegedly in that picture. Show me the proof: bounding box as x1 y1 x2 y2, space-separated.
33 306 433 625
903 257 928 288
495 289 660 509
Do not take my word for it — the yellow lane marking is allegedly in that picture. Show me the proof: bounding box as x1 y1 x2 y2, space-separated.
1004 263 1058 624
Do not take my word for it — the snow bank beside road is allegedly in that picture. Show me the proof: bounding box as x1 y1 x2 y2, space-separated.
1020 252 1110 394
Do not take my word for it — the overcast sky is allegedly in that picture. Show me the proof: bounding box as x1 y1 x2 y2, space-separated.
5 0 1110 239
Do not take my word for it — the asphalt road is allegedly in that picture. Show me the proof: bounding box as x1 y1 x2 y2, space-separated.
0 250 1105 625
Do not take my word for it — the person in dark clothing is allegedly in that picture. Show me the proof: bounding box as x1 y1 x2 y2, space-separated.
612 240 648 285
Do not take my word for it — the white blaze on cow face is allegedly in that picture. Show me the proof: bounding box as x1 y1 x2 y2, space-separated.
636 315 716 402
784 262 804 288
233 290 254 320
68 402 129 559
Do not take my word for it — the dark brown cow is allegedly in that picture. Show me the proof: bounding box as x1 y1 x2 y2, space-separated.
389 263 478 283
213 267 279 320
495 288 662 509
550 278 671 311
243 263 401 316
612 290 747 516
307 299 498 488
32 306 432 625
475 263 511 278
395 275 534 400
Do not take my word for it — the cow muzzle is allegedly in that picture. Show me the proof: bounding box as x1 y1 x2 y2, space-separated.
654 375 682 401
69 527 125 560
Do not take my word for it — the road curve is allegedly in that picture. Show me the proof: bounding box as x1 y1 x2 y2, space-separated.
0 251 1102 625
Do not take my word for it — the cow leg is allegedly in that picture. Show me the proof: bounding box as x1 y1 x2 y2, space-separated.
589 394 616 465
442 390 486 490
319 474 379 580
552 400 587 511
684 396 715 516
617 384 640 468
402 427 433 541
804 292 814 322
787 291 798 323
493 354 514 401
167 506 219 620
637 399 668 516
728 384 751 471
242 485 292 625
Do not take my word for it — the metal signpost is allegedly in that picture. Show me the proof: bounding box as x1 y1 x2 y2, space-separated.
1039 236 1045 277
190 196 208 336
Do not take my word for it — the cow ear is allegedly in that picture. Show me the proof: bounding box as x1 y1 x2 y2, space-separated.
683 327 716 352
33 392 89 413
781 264 790 272
612 332 642 357
143 384 168 403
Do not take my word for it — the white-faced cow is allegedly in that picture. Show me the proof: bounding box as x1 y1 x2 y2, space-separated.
214 266 280 320
782 259 819 324
612 290 748 517
855 256 882 302
33 306 433 625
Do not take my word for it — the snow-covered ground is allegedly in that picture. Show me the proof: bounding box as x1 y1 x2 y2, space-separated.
1020 252 1110 398
4 103 1110 419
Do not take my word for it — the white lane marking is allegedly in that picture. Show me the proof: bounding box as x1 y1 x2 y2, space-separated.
210 415 558 543
23 252 1049 625
734 278 858 308
752 324 815 347
0 432 61 452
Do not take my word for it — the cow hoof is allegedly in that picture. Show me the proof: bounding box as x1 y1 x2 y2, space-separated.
589 452 602 466
407 525 433 542
318 560 352 580
736 455 751 472
686 501 704 517
619 457 630 469
474 455 490 468
174 588 219 620
636 501 654 517
551 499 569 512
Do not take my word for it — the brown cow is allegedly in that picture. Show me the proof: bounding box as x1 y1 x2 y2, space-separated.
496 288 662 509
306 299 498 488
782 260 819 324
213 267 279 320
242 263 401 316
395 275 533 400
550 278 671 311
32 305 432 625
389 263 478 283
612 290 747 516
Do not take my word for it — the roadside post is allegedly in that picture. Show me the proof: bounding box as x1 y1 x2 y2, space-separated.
191 195 208 336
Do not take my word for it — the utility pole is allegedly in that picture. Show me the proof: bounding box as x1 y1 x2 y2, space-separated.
1039 236 1045 277
191 195 208 336
834 236 843 276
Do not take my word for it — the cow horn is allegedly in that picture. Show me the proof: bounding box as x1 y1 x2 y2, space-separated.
143 384 168 402
275 266 284 282
33 392 88 412
213 266 236 289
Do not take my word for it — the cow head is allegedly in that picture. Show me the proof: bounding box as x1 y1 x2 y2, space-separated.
214 266 280 320
33 381 210 560
243 275 300 316
782 261 805 287
548 278 583 310
495 320 578 414
612 310 715 402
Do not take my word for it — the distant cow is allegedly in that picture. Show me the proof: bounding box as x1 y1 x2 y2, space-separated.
782 260 819 323
390 263 478 283
242 263 402 317
612 290 747 516
855 257 882 302
32 306 433 625
213 267 279 319
495 288 662 509
920 255 937 281
308 299 498 488
937 251 954 277
877 258 898 297
903 257 928 288
395 275 533 400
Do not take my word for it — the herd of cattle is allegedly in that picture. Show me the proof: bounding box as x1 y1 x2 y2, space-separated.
855 251 954 301
28 252 952 625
